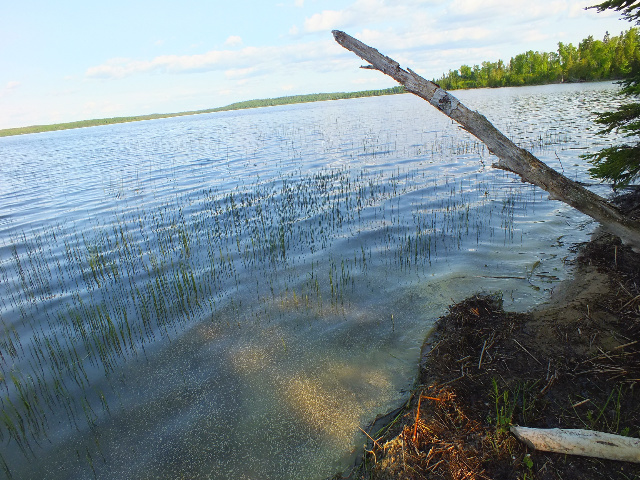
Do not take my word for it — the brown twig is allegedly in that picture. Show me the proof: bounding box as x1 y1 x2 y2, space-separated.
359 426 382 450
619 295 640 311
412 394 423 443
513 338 543 365
478 340 488 370
571 398 591 408
538 372 557 398
613 340 639 350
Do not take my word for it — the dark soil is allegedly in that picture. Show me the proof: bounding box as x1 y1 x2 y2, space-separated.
335 191 640 480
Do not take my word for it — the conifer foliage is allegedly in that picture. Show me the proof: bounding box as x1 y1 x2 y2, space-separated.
586 0 640 187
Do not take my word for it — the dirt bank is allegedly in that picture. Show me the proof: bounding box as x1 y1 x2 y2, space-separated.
337 191 640 480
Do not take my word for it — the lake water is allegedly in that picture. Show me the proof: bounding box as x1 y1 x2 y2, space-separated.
0 82 624 479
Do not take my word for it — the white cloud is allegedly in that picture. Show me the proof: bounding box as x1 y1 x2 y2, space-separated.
305 0 534 41
85 40 340 80
86 49 255 78
74 0 629 115
2 0 631 130
318 0 602 68
105 0 589 89
0 81 20 98
301 0 398 33
443 0 567 25
568 0 620 19
224 35 243 47
345 25 491 55
225 67 258 79
295 0 448 36
304 9 354 32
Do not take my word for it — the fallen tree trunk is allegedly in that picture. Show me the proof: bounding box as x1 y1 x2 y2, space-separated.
510 426 640 463
332 30 640 250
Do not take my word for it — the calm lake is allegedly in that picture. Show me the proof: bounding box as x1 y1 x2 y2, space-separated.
0 82 624 479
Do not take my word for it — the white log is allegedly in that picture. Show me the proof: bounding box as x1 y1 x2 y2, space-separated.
332 30 640 251
510 426 640 463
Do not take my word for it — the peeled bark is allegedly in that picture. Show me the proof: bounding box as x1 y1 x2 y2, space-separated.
511 426 640 463
332 30 640 250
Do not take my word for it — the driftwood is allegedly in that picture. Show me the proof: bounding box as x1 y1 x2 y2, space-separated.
511 426 640 463
332 30 640 251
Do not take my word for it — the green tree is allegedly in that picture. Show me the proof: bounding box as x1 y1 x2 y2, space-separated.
558 41 579 81
586 1 640 187
433 28 639 91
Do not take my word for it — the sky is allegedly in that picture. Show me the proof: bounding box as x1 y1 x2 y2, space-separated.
0 0 632 129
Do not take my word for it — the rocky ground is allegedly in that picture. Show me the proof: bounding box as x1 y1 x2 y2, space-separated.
336 190 640 480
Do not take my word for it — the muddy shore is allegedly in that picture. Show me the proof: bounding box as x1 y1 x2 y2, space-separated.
336 191 640 480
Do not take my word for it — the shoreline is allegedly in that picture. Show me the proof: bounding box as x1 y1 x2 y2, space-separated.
337 192 640 480
0 80 617 138
0 87 404 138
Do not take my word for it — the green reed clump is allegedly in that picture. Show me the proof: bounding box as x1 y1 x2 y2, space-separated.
0 145 532 470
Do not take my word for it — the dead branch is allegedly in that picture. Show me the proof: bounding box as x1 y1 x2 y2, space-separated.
332 30 640 250
510 426 640 463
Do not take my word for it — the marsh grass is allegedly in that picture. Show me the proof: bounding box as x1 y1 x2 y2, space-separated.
0 158 530 460
569 383 633 435
0 95 580 477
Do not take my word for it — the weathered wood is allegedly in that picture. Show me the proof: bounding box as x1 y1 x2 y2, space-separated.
511 426 640 463
332 30 640 250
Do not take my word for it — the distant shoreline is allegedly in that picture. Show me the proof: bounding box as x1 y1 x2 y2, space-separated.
5 27 636 139
0 86 405 138
0 79 618 139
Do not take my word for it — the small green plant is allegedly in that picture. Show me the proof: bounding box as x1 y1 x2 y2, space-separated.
491 378 516 434
522 453 534 479
522 454 533 469
489 379 540 436
572 383 629 434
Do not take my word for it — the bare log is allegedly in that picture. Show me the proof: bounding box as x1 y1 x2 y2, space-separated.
511 426 640 463
332 30 640 250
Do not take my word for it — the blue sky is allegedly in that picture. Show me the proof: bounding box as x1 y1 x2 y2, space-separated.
0 0 630 129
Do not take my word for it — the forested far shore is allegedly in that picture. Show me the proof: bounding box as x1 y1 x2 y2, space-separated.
0 87 404 138
3 27 639 138
436 28 640 90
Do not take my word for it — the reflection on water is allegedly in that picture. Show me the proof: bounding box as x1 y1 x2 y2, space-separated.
0 82 623 479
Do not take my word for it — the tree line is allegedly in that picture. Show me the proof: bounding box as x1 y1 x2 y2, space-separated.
213 86 405 111
435 28 640 90
6 26 640 139
0 87 405 137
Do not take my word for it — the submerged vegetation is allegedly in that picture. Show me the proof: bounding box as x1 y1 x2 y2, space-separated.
0 82 620 478
0 108 576 476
